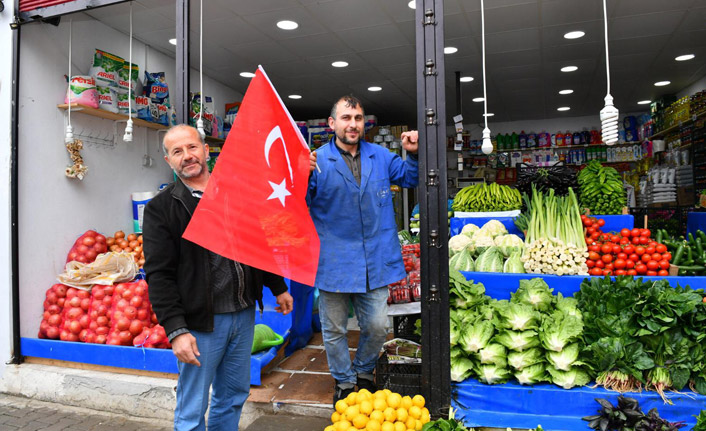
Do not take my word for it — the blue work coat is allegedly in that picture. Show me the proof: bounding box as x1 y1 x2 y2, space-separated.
307 139 419 293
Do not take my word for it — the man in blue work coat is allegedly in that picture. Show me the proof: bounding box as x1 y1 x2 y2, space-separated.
307 95 420 404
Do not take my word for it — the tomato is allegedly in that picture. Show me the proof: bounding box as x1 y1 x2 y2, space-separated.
635 263 647 274
639 237 649 245
586 260 595 268
611 236 621 244
618 228 629 237
602 254 613 263
615 270 627 276
596 260 605 269
640 229 651 238
651 253 662 262
631 228 640 237
598 219 606 227
601 244 613 254
655 244 667 254
658 269 669 276
645 246 655 255
605 263 614 271
591 232 601 240
614 259 626 269
641 254 652 263
659 260 670 270
616 253 627 261
129 320 144 336
583 217 593 227
612 245 622 255
587 227 596 234
588 252 600 261
585 237 593 245
629 253 639 262
620 237 630 245
603 269 613 276
646 270 658 276
627 269 637 276
648 241 657 248
662 252 672 261
647 260 660 271
589 245 601 253
635 246 646 256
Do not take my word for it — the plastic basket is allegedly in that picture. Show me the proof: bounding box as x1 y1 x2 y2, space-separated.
375 352 422 397
393 315 421 344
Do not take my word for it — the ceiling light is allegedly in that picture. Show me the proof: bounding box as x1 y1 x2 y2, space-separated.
168 38 177 46
561 66 578 72
563 31 585 39
368 86 382 92
408 1 415 9
675 54 695 62
444 47 458 54
460 76 474 83
637 100 651 105
240 72 256 78
654 81 671 87
331 61 349 68
472 97 485 102
483 113 494 117
276 20 299 30
559 89 574 95
288 95 302 99
557 107 571 111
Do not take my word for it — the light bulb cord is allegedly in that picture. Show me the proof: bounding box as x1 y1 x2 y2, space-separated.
603 0 610 96
481 0 488 130
198 0 204 135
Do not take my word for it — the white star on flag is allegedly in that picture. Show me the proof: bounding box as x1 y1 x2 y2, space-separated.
267 179 291 207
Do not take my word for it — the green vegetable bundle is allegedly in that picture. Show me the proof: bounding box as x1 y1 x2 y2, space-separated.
578 160 626 215
452 182 521 212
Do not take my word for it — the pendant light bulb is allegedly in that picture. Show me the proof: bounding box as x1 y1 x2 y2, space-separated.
123 119 133 142
481 127 493 155
196 117 205 140
600 94 619 145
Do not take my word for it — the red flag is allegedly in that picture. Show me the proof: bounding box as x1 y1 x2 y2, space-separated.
182 66 320 285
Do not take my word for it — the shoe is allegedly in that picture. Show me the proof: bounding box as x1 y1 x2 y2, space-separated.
333 381 355 405
357 375 377 393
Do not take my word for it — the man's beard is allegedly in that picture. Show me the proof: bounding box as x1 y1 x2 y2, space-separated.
177 160 205 179
337 129 360 146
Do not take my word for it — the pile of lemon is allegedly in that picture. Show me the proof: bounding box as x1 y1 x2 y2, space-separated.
325 389 430 431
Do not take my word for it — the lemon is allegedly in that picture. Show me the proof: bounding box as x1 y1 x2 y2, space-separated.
393 421 406 431
421 408 429 418
356 391 371 405
374 390 387 399
415 419 423 430
346 392 358 406
381 421 395 431
373 398 387 411
345 405 360 422
353 413 369 429
395 407 408 423
386 393 402 409
412 395 425 409
383 407 397 423
382 389 392 396
336 400 349 414
408 406 421 420
405 417 416 430
359 399 373 415
369 410 385 424
324 426 336 431
332 411 342 423
337 420 352 431
400 396 413 410
358 388 372 398
365 419 381 431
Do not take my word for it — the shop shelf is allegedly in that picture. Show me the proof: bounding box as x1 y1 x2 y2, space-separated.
648 111 706 140
497 141 642 153
58 103 167 131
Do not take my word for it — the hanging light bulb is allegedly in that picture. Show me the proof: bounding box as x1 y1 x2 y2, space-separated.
196 117 205 140
479 0 493 154
482 128 493 155
123 118 134 142
600 0 619 145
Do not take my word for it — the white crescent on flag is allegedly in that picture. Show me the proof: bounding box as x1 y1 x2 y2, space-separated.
264 125 293 207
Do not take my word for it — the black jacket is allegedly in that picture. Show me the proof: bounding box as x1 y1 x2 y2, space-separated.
142 179 288 336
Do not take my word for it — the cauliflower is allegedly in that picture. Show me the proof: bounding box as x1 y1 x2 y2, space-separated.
461 223 480 238
448 234 472 256
470 234 496 257
479 220 508 238
494 234 524 258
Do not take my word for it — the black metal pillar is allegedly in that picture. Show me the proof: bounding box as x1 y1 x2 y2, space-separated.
415 0 450 415
175 0 190 125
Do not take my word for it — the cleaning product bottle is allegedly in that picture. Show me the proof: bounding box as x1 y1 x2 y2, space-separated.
573 131 581 146
556 132 564 147
511 131 519 149
527 132 536 148
519 131 527 148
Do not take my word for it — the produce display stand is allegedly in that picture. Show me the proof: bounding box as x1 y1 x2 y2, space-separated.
687 211 706 237
450 271 706 430
21 284 312 386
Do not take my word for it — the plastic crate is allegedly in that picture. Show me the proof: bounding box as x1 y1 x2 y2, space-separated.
392 314 421 344
376 352 421 397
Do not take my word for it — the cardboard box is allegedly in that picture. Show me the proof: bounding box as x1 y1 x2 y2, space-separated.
678 187 695 206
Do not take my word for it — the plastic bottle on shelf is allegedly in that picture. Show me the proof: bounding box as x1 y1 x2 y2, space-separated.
572 131 581 146
527 132 537 148
551 133 557 147
556 132 564 147
510 131 519 149
519 131 527 148
538 132 549 148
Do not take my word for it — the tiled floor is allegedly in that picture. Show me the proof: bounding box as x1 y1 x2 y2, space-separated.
249 331 361 406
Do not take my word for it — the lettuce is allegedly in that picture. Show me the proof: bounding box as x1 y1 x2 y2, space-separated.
497 302 540 331
449 271 487 309
495 330 540 352
450 248 475 272
478 343 507 366
511 278 554 312
503 250 526 274
476 364 511 384
555 292 582 318
460 319 495 354
540 310 584 352
450 356 475 382
547 365 591 389
546 342 581 371
475 246 504 273
507 348 544 371
515 363 548 385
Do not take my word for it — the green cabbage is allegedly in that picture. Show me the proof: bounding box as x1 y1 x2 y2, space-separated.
479 220 508 238
515 363 547 385
476 364 511 384
475 246 504 273
497 302 540 331
495 330 540 352
546 342 581 371
450 356 475 382
494 234 524 257
511 278 555 312
478 343 507 366
450 248 475 272
539 310 583 352
503 250 526 274
448 234 472 256
460 319 494 354
547 365 591 389
507 348 544 370
461 223 480 238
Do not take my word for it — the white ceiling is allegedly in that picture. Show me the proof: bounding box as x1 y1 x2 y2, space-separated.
82 0 706 126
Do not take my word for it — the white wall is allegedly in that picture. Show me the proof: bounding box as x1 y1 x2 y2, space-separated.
677 75 706 99
18 14 242 338
0 0 17 376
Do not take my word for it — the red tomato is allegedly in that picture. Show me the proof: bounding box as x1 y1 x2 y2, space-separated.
662 252 672 261
659 260 670 270
614 259 627 269
615 270 627 276
641 254 652 263
612 245 622 255
596 260 606 269
639 237 649 245
646 270 658 276
587 227 596 234
635 246 646 256
585 237 594 245
651 253 662 262
590 267 603 276
648 241 657 248
591 232 601 240
630 228 640 237
589 245 601 253
617 253 628 261
626 259 636 269
655 244 667 254
647 260 660 271
640 229 651 238
627 269 638 276
635 264 647 274
597 219 606 227
620 228 631 237
657 270 669 276
602 254 613 263
603 269 613 276
645 246 656 255
611 236 621 244
583 217 592 227
629 253 640 262
619 237 630 245
586 260 596 268
601 244 613 254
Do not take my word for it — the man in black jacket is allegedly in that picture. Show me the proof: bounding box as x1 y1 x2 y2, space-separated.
143 124 293 431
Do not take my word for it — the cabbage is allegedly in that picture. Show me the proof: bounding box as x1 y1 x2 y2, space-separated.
450 248 475 272
495 330 540 352
470 234 495 257
507 348 544 370
461 223 480 238
515 363 548 385
450 356 475 382
476 364 511 384
478 343 507 366
494 234 524 257
546 342 581 371
503 250 526 274
475 246 504 273
448 234 472 256
460 319 494 353
511 278 554 312
547 366 591 389
479 220 508 238
539 310 583 352
497 302 540 331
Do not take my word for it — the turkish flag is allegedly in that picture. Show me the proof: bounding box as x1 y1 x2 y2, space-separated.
182 66 320 285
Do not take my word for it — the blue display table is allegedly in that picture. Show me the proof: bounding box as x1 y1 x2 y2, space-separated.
593 214 635 233
451 271 706 430
450 217 523 238
687 212 706 237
